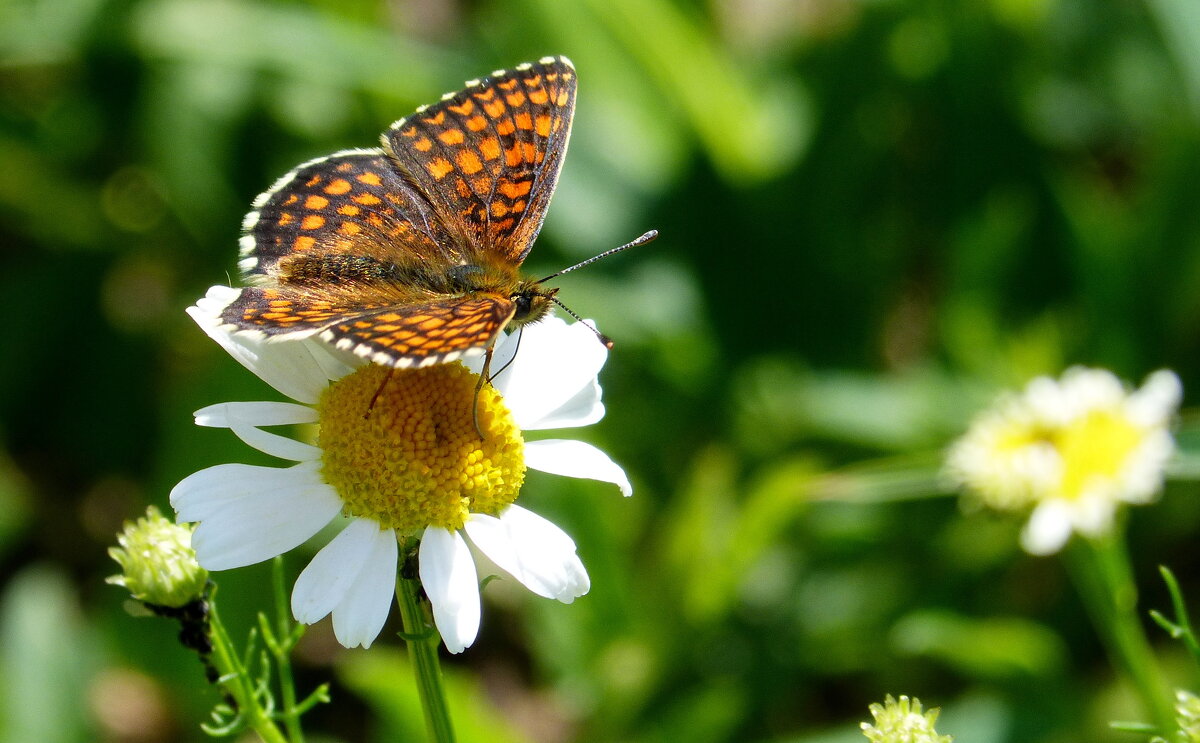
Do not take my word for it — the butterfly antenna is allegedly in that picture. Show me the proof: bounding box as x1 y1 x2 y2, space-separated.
536 229 658 283
551 296 614 348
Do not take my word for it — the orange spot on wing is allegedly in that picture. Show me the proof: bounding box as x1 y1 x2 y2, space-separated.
427 157 454 180
505 91 526 107
414 137 433 152
354 193 382 205
514 112 533 130
305 195 329 209
522 74 542 89
339 222 362 236
535 113 551 136
457 150 484 175
338 204 360 216
301 215 326 230
490 201 509 218
325 179 352 195
498 78 519 91
294 236 316 251
495 119 516 136
484 100 506 118
528 88 549 105
498 180 532 198
448 100 475 115
504 146 522 167
357 172 382 186
479 136 501 160
438 128 465 145
465 115 488 132
277 212 294 226
422 111 446 125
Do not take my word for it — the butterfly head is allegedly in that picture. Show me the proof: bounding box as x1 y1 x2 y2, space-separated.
510 279 558 328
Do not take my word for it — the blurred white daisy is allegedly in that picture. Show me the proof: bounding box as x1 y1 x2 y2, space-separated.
947 367 1181 555
171 286 631 652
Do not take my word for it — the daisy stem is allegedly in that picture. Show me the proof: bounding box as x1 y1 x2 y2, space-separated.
207 596 289 743
396 574 456 743
271 556 306 743
1065 533 1175 733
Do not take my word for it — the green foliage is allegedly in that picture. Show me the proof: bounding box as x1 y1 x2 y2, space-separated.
4 0 1200 741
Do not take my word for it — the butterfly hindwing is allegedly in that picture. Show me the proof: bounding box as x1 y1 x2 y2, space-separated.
383 56 577 266
318 294 516 367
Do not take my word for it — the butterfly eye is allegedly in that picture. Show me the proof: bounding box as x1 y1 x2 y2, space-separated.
512 292 534 319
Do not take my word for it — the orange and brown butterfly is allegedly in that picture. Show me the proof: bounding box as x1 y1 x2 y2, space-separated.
217 56 647 370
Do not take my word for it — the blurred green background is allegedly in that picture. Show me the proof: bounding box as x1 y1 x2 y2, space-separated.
4 0 1200 741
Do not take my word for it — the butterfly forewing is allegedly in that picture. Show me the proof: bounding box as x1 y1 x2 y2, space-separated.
238 150 459 283
383 56 577 265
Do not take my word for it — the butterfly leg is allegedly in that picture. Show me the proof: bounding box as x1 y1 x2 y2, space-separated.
472 344 495 439
364 367 396 419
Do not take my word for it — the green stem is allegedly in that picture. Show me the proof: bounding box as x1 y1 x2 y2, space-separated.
207 598 289 743
271 557 305 743
396 574 456 743
1065 534 1175 733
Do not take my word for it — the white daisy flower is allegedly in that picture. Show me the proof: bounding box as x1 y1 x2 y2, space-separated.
947 367 1182 555
171 286 632 652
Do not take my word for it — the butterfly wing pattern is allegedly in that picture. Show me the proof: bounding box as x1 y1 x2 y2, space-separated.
218 56 578 368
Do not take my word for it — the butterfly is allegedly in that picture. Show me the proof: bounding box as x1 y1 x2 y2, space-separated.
218 56 651 370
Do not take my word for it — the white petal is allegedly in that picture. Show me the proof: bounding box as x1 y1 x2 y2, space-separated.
1021 500 1075 555
525 439 632 497
195 401 317 427
172 461 342 570
226 411 321 462
1127 370 1183 427
462 328 519 377
419 528 480 654
492 318 608 428
331 526 398 649
188 287 352 404
291 518 382 624
464 506 589 602
170 460 323 521
522 380 605 431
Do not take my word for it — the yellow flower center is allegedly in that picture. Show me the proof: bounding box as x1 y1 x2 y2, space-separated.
316 363 525 533
1054 409 1142 500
